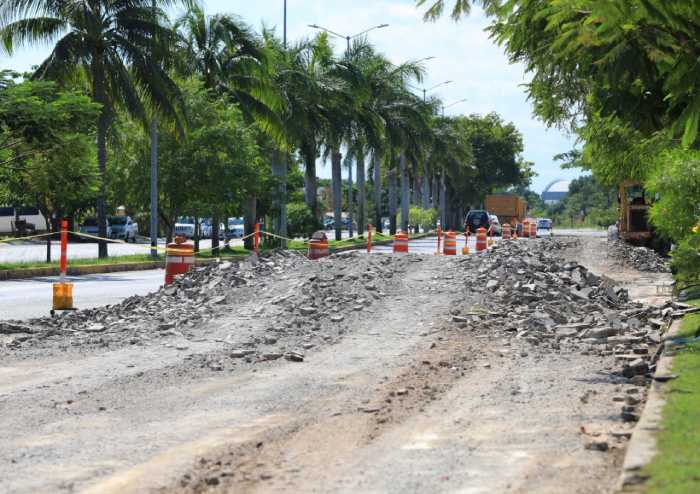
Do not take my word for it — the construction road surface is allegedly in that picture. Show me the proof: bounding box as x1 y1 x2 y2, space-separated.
0 235 672 494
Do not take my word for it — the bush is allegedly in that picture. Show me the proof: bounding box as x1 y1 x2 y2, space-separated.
287 202 320 238
672 235 700 282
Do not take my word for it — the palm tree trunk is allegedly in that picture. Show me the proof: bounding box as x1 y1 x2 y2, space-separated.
271 149 287 247
244 195 257 250
400 153 409 232
389 167 397 235
373 153 382 234
303 141 318 220
357 152 366 237
332 150 342 242
211 212 220 253
422 163 430 209
347 158 353 238
439 170 447 228
431 174 438 209
194 215 200 253
92 60 109 259
412 174 420 205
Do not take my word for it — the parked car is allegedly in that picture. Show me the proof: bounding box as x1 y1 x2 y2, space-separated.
79 217 111 239
488 214 502 236
199 219 212 239
536 218 553 237
228 217 244 238
324 218 334 230
464 210 490 233
109 215 138 242
174 217 195 239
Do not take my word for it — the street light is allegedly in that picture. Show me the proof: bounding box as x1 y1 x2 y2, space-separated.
442 98 467 116
409 80 453 102
308 23 389 53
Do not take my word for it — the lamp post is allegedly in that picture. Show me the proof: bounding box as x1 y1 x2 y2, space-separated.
442 98 467 116
409 80 453 102
283 0 287 48
308 23 389 54
308 22 389 239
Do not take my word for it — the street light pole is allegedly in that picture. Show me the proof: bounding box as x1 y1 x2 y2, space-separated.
150 0 158 259
283 0 287 48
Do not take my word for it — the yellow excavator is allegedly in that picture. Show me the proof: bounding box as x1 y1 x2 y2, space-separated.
618 180 652 245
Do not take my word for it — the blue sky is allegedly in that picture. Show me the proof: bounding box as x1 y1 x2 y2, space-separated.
0 0 583 194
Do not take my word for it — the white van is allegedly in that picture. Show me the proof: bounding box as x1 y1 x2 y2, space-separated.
0 206 48 234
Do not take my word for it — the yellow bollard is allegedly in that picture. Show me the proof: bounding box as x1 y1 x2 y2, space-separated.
52 282 74 310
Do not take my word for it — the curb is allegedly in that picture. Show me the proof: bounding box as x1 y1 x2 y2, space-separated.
0 257 228 281
0 232 436 281
618 318 683 491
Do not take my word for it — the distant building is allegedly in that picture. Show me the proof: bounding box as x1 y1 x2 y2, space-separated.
541 179 571 204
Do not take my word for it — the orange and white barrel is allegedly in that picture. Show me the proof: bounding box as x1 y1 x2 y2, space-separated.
165 238 194 285
443 231 457 255
308 230 329 260
522 219 530 238
476 227 487 252
503 223 511 239
529 221 537 239
393 231 409 253
308 238 329 259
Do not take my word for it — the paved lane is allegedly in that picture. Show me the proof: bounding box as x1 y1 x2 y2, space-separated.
0 269 163 321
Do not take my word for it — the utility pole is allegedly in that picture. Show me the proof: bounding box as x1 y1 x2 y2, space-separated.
150 0 158 258
283 0 287 48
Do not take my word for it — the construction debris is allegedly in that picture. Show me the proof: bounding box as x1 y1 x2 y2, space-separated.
453 239 675 423
607 239 670 272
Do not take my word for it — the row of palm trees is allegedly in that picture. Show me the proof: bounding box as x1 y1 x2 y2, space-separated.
0 1 470 254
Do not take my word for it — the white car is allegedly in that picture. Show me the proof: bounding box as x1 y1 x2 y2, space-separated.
536 218 553 237
228 218 244 238
174 217 195 238
109 215 138 242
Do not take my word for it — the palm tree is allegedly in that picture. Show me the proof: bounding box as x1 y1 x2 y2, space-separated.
273 34 340 224
0 0 186 258
174 4 279 250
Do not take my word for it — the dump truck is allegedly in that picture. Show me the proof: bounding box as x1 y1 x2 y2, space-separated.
618 180 652 245
485 194 527 227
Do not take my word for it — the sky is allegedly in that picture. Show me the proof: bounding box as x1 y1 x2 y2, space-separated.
0 0 584 194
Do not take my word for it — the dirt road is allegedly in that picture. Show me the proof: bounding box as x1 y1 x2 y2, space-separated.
0 237 672 493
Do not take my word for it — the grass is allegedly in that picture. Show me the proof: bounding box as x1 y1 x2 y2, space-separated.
643 298 700 494
0 246 251 271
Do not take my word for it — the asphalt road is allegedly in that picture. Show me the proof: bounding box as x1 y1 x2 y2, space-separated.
0 238 245 264
0 269 164 321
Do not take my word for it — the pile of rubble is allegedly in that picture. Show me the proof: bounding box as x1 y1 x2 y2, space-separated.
1 250 411 360
1 250 308 350
452 239 686 422
607 239 670 272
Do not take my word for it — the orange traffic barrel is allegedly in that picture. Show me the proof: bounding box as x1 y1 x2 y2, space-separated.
443 231 457 255
165 237 194 285
308 230 329 260
529 221 537 239
503 223 511 239
476 227 487 252
393 231 409 253
522 219 530 238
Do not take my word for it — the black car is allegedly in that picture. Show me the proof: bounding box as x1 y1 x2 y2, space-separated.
464 210 490 233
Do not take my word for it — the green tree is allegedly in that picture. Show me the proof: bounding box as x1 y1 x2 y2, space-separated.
0 80 100 231
174 4 278 250
1 0 188 257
